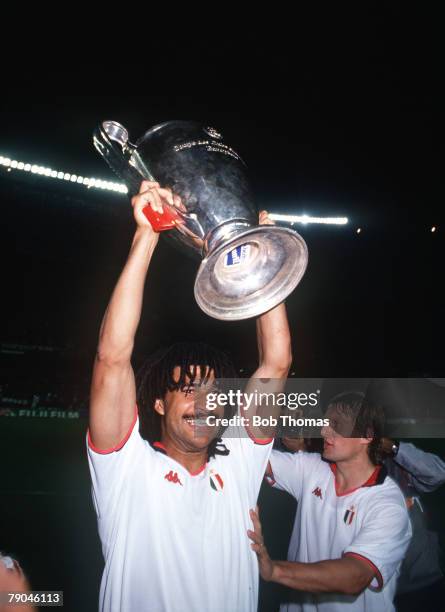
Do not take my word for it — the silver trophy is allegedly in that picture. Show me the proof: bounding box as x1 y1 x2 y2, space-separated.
93 120 308 321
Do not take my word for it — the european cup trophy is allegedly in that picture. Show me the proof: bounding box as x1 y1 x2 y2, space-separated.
93 120 308 321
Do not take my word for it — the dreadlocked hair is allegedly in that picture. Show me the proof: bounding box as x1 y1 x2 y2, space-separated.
136 341 237 458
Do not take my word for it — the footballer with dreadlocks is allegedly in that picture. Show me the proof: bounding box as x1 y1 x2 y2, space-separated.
87 181 292 612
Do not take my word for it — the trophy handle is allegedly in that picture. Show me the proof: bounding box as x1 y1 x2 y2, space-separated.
93 120 187 232
93 120 155 195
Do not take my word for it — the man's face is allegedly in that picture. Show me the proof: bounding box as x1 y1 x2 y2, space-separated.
320 405 369 462
156 365 224 452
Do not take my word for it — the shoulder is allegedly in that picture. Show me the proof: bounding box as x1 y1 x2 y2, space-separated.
222 430 273 454
87 414 158 464
360 470 410 520
377 470 408 504
271 449 326 464
270 450 328 474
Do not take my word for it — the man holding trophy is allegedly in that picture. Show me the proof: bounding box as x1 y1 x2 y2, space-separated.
87 120 308 611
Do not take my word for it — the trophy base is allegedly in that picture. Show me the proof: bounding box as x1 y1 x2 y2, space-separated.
194 226 308 321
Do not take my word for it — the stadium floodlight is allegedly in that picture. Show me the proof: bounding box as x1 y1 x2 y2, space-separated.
1 154 126 195
269 213 349 226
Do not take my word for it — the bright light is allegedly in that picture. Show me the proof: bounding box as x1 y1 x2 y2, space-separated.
0 153 351 210
1 153 128 195
269 213 349 226
357 228 362 234
431 226 436 233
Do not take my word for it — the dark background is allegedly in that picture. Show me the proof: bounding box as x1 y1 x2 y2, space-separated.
1 8 444 610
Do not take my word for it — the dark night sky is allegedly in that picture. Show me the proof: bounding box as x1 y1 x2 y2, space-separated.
1 14 444 385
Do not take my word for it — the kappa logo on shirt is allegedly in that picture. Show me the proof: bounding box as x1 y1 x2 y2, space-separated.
164 470 183 486
312 486 323 499
343 505 356 525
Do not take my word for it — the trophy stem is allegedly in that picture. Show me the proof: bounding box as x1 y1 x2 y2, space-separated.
204 219 253 256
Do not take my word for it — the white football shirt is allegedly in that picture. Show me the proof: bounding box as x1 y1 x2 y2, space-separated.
269 451 412 612
87 409 273 612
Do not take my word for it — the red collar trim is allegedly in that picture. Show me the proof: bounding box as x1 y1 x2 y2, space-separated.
329 463 383 497
363 465 382 487
188 463 207 476
152 441 207 477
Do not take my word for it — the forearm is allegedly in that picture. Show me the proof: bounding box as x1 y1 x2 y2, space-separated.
97 227 158 361
256 302 292 376
395 442 445 491
270 558 371 595
244 303 292 436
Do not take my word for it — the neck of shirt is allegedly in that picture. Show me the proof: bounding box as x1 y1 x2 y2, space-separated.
330 461 381 496
154 439 208 476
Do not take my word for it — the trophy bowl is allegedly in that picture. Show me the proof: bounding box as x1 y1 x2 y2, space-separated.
93 120 308 320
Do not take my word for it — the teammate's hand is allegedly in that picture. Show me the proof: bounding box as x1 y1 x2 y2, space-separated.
247 507 275 581
131 181 176 233
380 437 397 457
259 210 275 226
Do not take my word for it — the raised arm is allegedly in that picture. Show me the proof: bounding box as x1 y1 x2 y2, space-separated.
89 181 175 450
383 438 445 493
253 302 292 380
253 210 292 380
241 212 293 440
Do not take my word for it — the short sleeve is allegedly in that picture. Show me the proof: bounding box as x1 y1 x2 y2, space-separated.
86 410 149 519
222 425 274 504
343 493 412 590
269 450 323 500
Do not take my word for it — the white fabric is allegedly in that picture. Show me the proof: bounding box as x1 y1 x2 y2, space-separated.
87 418 272 612
269 451 412 612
